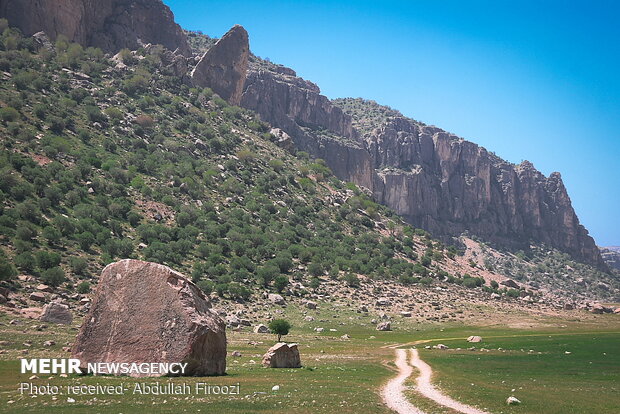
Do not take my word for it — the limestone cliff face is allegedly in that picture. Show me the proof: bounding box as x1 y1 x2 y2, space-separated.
241 68 357 141
0 0 191 55
239 62 604 268
191 25 249 105
600 247 620 271
364 115 604 268
240 66 376 191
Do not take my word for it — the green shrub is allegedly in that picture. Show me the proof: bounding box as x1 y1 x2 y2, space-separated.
196 279 215 295
0 106 19 123
42 226 62 245
0 253 17 281
14 252 36 272
343 273 360 287
36 250 61 270
274 275 289 293
76 281 91 294
42 266 66 287
70 257 88 275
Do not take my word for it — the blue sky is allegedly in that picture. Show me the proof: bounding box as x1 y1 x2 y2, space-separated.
166 0 619 247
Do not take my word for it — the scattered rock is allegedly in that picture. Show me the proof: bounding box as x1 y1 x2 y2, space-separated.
376 322 391 331
40 302 73 325
375 298 391 307
506 396 521 405
271 385 280 391
253 324 270 334
36 284 53 293
29 292 46 302
305 301 317 309
262 343 301 368
231 351 242 357
467 336 482 343
268 294 286 305
500 279 519 289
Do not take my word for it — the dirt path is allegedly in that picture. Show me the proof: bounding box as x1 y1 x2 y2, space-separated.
383 347 491 414
382 331 620 414
382 349 427 414
409 348 491 414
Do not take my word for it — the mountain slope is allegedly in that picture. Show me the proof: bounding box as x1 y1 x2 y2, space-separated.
0 22 617 309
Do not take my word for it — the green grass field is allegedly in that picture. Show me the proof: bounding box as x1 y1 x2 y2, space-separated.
1 306 619 413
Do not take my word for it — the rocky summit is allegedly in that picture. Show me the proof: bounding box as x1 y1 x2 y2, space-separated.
72 260 226 377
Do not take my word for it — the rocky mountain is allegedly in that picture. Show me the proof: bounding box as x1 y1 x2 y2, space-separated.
230 49 605 269
0 1 609 275
0 0 191 55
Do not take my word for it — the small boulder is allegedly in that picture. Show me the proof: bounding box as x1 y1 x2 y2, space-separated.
376 298 391 307
253 324 270 334
40 302 73 325
305 301 317 310
262 343 301 368
436 344 449 350
467 336 482 343
29 292 46 302
400 311 412 317
506 396 521 405
36 284 53 293
376 322 391 331
268 293 286 305
500 279 519 289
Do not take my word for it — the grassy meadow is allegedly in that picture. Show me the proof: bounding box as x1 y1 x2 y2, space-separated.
0 305 619 413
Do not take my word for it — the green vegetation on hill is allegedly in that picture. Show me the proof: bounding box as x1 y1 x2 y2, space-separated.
0 23 471 299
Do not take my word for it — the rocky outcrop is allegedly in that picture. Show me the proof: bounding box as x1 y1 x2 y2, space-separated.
191 25 249 105
600 246 620 271
40 301 73 325
240 67 375 190
361 115 605 268
237 64 604 268
241 68 356 140
262 343 301 368
72 259 226 377
0 0 191 55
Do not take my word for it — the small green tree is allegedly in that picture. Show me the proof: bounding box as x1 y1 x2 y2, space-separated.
0 254 17 281
268 319 291 342
273 275 289 293
42 266 65 287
